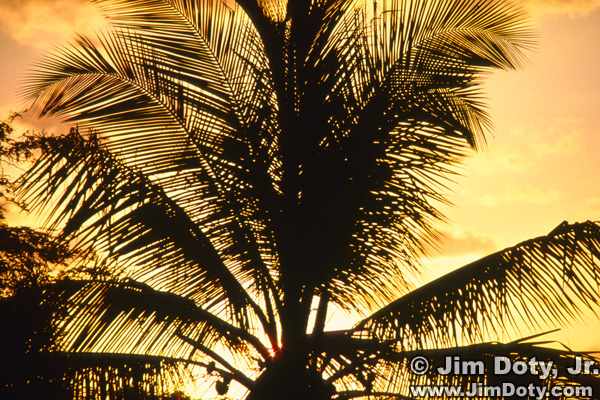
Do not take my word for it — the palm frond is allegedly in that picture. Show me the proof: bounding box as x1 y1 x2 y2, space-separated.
322 332 600 399
2 351 192 400
90 0 276 122
48 279 266 374
18 129 277 332
0 282 193 399
356 221 600 348
22 2 284 324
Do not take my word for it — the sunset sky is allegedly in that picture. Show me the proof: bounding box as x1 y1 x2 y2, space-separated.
1 0 599 355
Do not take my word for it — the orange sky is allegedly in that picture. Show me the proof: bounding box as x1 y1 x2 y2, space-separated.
1 0 599 353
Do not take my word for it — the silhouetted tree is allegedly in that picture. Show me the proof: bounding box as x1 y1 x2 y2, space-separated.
0 116 190 399
16 0 600 399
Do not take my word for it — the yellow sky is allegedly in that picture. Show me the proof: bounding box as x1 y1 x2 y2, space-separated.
427 2 600 350
0 0 599 352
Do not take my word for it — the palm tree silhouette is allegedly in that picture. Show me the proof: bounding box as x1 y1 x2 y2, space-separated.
17 0 600 398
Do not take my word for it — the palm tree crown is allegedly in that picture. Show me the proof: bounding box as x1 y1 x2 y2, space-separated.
17 0 600 398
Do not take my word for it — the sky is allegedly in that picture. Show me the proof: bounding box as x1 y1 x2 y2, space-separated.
0 0 599 356
426 1 600 350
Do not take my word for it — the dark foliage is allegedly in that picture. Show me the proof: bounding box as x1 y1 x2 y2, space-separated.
0 116 190 399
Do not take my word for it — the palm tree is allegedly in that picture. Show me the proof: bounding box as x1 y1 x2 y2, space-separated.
16 0 600 398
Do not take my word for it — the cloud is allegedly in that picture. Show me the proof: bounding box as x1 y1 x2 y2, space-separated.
436 230 498 258
525 0 600 18
535 132 581 156
509 118 583 157
465 145 532 174
0 0 106 49
464 118 582 175
0 0 597 51
476 184 562 207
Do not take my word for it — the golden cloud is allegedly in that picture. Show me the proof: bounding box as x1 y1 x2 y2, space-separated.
525 0 600 18
435 230 498 258
0 0 106 49
476 184 562 207
464 118 582 176
511 119 583 157
1 0 598 52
